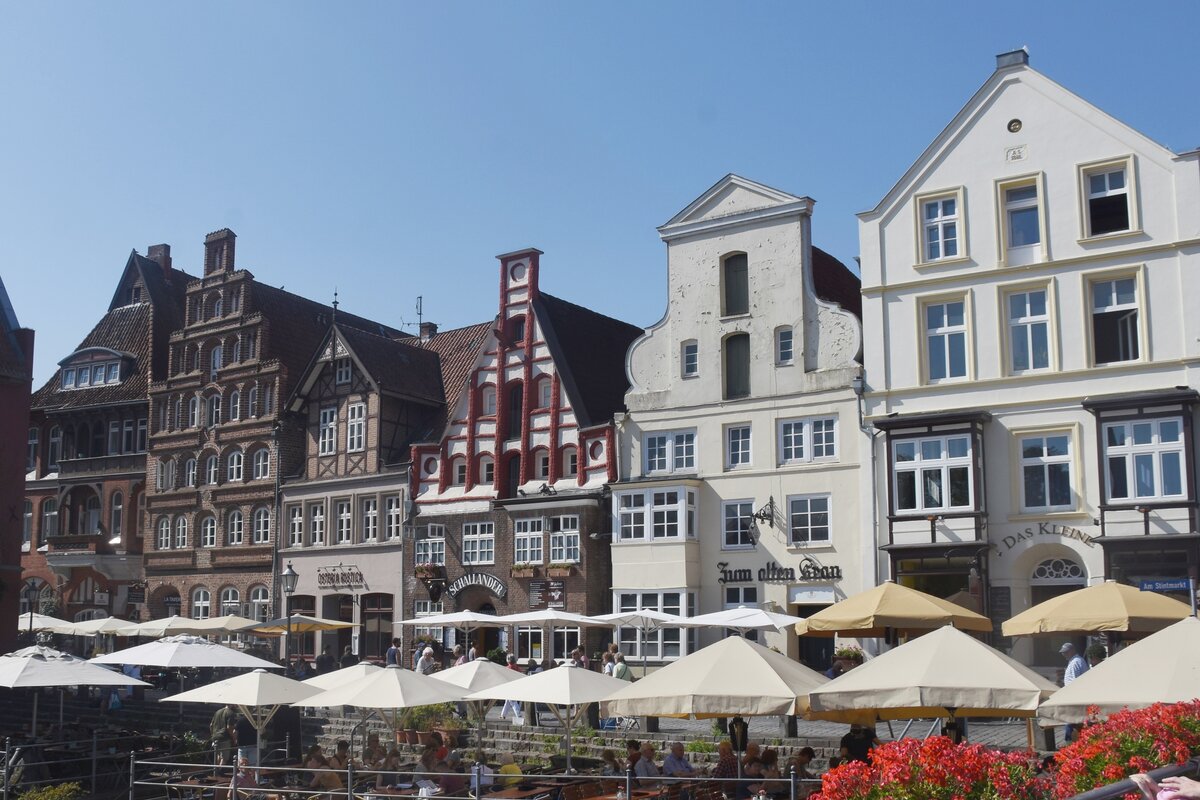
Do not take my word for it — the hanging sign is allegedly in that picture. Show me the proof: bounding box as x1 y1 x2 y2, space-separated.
447 572 507 599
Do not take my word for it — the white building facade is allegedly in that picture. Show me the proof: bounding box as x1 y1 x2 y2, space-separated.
858 50 1200 672
612 175 867 669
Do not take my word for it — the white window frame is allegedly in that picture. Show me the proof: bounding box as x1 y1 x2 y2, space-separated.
563 448 578 478
226 511 243 545
481 385 497 416
385 496 402 540
788 494 831 546
538 378 552 409
462 521 495 565
514 517 544 564
252 508 270 544
775 327 794 365
892 434 975 514
414 600 444 641
361 498 378 542
1019 432 1076 512
335 500 352 544
204 455 219 485
920 193 961 262
335 357 352 385
681 340 699 378
207 394 221 428
1079 157 1137 239
614 488 695 542
188 396 200 429
157 517 171 550
451 459 467 485
550 515 580 563
319 407 337 456
614 590 692 661
923 297 969 383
288 506 304 546
227 450 243 482
252 449 269 480
347 403 365 452
777 417 838 465
184 458 197 487
191 588 211 620
722 499 755 550
643 430 697 474
725 424 752 469
998 175 1046 266
1006 287 1052 374
1103 418 1187 504
725 585 761 641
310 503 325 545
174 516 189 548
229 390 240 421
416 525 446 565
1089 275 1141 366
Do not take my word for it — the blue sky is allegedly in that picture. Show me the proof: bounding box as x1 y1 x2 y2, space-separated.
3 2 1198 385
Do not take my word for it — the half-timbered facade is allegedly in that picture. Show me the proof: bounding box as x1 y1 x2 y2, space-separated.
405 249 641 662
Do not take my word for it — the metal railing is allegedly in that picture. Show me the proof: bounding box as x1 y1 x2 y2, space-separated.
0 731 174 800
1066 758 1200 800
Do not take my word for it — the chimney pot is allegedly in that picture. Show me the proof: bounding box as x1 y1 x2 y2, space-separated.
420 321 438 341
996 47 1029 70
147 243 172 276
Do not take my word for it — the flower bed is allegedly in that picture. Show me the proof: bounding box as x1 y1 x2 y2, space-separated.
1052 701 1200 799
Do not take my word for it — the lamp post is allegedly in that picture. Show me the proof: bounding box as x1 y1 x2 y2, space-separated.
25 583 40 635
280 562 299 672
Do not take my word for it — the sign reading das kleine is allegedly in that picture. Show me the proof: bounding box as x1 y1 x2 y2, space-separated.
1139 578 1192 593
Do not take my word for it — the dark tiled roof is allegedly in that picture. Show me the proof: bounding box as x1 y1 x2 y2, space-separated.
534 294 642 428
336 325 444 405
31 303 152 411
813 246 862 318
0 276 30 381
414 321 494 437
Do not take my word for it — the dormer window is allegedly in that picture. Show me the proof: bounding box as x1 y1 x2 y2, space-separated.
63 369 75 388
59 357 124 390
129 286 142 304
335 357 352 385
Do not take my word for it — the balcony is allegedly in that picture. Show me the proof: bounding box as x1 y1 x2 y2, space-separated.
58 453 145 480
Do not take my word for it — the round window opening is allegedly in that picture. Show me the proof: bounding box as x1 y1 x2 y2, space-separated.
588 441 603 460
1007 118 1023 133
1031 557 1085 584
423 457 437 476
509 262 527 282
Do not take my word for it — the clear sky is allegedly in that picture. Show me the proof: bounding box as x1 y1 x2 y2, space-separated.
3 2 1198 385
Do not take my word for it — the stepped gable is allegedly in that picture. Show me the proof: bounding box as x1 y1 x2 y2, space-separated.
414 320 494 436
534 293 642 427
813 246 862 318
30 303 152 411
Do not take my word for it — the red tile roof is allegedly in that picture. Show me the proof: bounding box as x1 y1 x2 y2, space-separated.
414 320 494 436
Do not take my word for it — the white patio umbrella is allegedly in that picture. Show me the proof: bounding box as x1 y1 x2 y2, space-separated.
682 605 806 636
808 626 1058 736
301 661 383 691
396 611 508 663
0 646 149 735
63 616 141 637
186 615 264 634
17 612 72 634
466 664 627 772
1038 616 1200 725
434 658 527 753
603 634 828 718
591 609 687 677
125 615 213 637
294 664 465 733
163 668 321 743
90 634 283 669
495 609 614 663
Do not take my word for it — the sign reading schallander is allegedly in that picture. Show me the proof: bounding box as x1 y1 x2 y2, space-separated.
447 572 508 600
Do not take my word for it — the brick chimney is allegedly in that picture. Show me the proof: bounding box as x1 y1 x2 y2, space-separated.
204 229 236 276
419 321 438 341
146 243 172 277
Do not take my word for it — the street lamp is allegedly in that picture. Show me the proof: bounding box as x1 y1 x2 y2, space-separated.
280 562 299 670
24 583 41 634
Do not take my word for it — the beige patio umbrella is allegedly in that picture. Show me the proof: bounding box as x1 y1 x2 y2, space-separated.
808 626 1058 733
434 658 526 755
248 614 358 635
294 664 465 733
1038 616 1200 725
17 612 73 634
466 664 627 772
121 615 211 637
301 661 383 690
603 634 828 718
65 616 142 636
1001 580 1192 636
188 614 265 634
163 668 321 744
796 580 992 637
91 634 282 669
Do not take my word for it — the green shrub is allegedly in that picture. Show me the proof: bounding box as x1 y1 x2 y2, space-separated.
485 647 507 665
685 740 716 754
21 783 85 800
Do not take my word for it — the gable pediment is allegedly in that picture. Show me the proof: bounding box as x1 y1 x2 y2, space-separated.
659 174 814 241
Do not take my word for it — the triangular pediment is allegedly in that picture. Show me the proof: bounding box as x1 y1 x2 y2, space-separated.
662 174 807 229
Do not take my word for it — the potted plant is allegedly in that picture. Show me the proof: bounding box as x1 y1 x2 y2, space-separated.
547 562 574 577
414 562 443 579
510 563 535 578
403 703 440 747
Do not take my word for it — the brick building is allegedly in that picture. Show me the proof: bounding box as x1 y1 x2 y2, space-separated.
0 277 34 650
406 249 641 662
142 229 400 627
22 249 183 627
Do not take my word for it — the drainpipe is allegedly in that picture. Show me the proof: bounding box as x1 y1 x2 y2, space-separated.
852 374 883 655
271 421 283 631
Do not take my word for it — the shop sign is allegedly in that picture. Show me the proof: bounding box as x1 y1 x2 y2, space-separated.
447 572 508 600
126 588 145 605
317 564 366 589
717 558 842 585
530 580 566 609
93 591 110 607
998 522 1096 554
1140 578 1192 593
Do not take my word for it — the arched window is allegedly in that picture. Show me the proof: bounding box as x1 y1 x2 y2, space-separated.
209 345 222 380
110 492 123 538
48 426 61 469
229 390 240 421
245 332 257 360
191 588 211 620
480 385 497 416
722 253 749 316
230 291 240 313
227 511 243 545
188 396 200 428
561 446 579 478
537 376 552 409
22 500 32 546
450 456 467 485
248 386 259 418
174 396 183 428
201 515 217 548
27 427 38 472
157 517 171 550
253 508 271 544
723 332 751 400
249 585 270 622
1031 557 1086 585
20 578 49 614
205 454 219 485
212 293 224 318
184 458 197 487
230 336 241 364
174 516 188 548
157 458 175 491
84 494 101 534
219 586 239 617
478 455 495 485
207 394 221 427
262 383 273 415
227 450 243 482
252 449 270 480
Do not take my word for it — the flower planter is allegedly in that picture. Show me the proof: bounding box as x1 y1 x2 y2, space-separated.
404 729 419 746
547 566 573 578
510 566 535 578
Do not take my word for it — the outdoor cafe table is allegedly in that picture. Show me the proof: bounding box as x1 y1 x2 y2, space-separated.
487 783 567 799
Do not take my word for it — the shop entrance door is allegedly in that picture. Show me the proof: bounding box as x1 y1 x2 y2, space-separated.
793 604 835 671
1029 556 1087 669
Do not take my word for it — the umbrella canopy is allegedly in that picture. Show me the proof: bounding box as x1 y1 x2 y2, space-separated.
395 611 507 631
186 615 264 634
0 646 149 688
808 625 1058 724
603 634 828 719
90 634 282 669
493 609 612 627
121 615 213 637
295 665 465 731
1038 616 1200 725
466 665 628 772
590 609 685 631
248 614 357 635
301 661 383 690
796 581 992 636
434 658 526 694
683 606 805 634
17 612 73 633
63 616 141 636
1001 580 1193 636
163 668 320 738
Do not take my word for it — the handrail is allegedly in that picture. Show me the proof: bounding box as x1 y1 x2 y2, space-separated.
1067 758 1200 800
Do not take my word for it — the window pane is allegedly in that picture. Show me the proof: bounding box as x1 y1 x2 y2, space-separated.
922 469 943 508
1108 456 1128 499
926 304 944 329
1106 426 1126 447
895 442 916 462
947 332 966 377
1115 279 1136 305
948 467 970 506
1132 423 1153 445
1031 322 1049 369
1009 207 1041 246
1109 170 1125 190
1089 174 1106 195
1161 452 1182 496
1009 293 1026 320
1011 325 1029 371
921 440 942 460
1024 465 1046 508
945 302 964 327
1159 420 1181 443
1045 436 1069 457
942 197 955 216
1134 454 1155 497
1048 463 1072 507
948 437 969 458
927 336 945 381
896 472 916 510
1007 185 1037 203
1022 438 1044 459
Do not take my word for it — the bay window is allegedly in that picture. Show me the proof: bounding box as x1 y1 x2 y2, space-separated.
1104 418 1185 502
893 434 974 513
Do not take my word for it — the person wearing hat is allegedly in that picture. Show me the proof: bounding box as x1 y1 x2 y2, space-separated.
417 647 439 675
1060 642 1089 742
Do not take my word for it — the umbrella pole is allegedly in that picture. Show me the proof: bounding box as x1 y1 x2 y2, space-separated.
31 691 38 737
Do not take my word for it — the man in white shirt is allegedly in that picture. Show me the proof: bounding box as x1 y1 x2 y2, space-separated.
1060 642 1089 742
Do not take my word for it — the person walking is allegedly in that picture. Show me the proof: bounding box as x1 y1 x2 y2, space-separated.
340 645 359 669
385 638 401 666
208 703 236 765
500 654 523 722
417 647 439 675
612 653 633 681
315 645 335 674
1060 643 1089 742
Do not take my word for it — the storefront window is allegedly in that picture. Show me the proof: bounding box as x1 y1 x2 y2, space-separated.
290 594 316 658
361 593 393 661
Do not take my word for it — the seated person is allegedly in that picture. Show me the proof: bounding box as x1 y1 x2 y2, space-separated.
710 741 738 780
600 749 623 777
742 742 762 771
626 740 642 772
738 753 764 799
496 752 523 787
662 742 699 778
634 743 662 785
305 751 345 793
838 725 879 764
376 747 406 788
417 745 440 782
431 731 449 762
327 739 353 770
788 748 816 780
748 749 786 798
438 751 468 796
361 733 386 768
